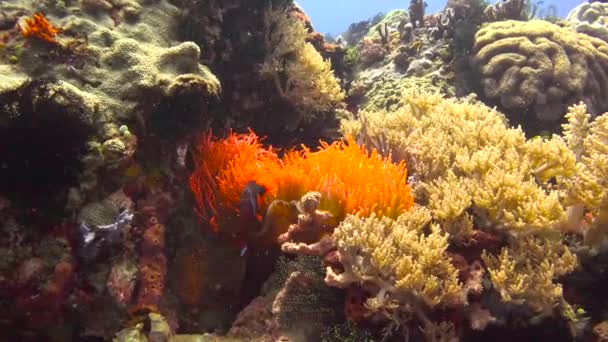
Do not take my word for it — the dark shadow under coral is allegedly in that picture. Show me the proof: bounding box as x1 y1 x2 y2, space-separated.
0 80 92 224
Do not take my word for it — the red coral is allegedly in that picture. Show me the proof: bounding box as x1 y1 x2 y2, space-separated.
18 13 60 44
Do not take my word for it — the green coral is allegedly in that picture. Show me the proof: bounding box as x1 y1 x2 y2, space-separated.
472 20 608 121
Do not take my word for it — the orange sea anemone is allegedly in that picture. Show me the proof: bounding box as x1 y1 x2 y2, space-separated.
189 131 414 235
18 13 60 44
189 131 281 232
276 136 413 220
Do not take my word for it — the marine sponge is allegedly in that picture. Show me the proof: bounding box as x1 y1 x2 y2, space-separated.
326 207 464 321
472 20 608 121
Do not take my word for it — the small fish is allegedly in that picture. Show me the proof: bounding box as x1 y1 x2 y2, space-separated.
239 180 266 222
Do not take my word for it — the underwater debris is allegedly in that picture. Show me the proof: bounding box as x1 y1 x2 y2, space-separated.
18 12 60 44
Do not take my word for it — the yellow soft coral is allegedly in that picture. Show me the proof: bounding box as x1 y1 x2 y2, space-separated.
561 103 608 248
261 5 344 122
276 136 413 220
326 207 464 319
342 90 576 234
482 237 577 312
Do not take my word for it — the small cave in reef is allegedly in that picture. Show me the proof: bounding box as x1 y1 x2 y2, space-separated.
0 80 92 224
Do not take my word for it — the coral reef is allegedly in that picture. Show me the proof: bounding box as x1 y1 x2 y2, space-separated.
566 2 608 43
472 20 608 124
345 9 457 114
483 0 534 22
0 0 220 214
6 0 608 340
342 90 575 235
260 5 345 129
327 209 464 318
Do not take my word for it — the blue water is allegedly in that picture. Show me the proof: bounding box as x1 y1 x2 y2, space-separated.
298 0 584 36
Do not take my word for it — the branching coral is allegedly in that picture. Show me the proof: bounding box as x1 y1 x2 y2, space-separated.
326 207 464 323
472 20 608 121
342 90 576 235
190 131 413 241
341 90 582 313
481 236 577 311
260 5 344 123
561 103 608 249
18 13 60 44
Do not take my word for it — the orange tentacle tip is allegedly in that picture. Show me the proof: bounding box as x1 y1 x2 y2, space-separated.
18 13 61 44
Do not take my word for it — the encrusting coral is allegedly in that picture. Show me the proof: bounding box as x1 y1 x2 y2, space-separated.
260 5 345 127
472 20 608 121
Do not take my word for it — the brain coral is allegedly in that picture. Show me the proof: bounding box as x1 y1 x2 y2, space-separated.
567 2 608 43
472 20 608 121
